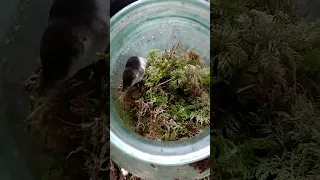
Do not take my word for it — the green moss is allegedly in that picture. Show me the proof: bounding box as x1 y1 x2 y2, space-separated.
118 45 210 141
212 0 320 179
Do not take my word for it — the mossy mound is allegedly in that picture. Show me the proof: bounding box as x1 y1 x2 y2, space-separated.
118 45 210 141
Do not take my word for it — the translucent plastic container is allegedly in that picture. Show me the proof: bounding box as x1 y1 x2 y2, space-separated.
110 0 210 179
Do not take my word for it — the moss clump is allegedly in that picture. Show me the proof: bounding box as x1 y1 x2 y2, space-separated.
118 45 210 141
211 0 320 179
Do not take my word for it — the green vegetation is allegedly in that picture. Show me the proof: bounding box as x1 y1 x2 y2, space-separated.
118 45 210 141
211 0 320 179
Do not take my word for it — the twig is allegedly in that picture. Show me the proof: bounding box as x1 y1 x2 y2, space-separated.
118 88 129 101
25 103 48 122
237 84 257 94
66 146 83 159
155 78 175 88
50 115 81 127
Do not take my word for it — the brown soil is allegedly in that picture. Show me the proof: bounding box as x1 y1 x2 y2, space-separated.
189 157 210 174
